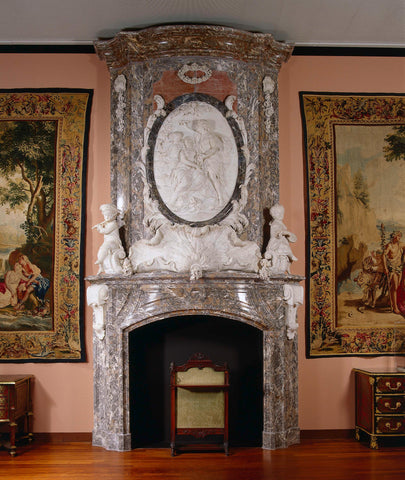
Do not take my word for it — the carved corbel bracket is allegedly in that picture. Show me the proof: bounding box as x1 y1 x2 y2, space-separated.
87 284 109 340
283 284 303 340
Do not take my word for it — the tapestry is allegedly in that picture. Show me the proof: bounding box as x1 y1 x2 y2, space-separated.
300 92 405 357
0 89 92 361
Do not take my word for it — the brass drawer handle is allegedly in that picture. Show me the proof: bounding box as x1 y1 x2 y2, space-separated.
386 381 402 391
384 401 402 411
386 421 402 431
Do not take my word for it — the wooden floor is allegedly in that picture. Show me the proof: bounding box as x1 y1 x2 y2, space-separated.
2 438 405 480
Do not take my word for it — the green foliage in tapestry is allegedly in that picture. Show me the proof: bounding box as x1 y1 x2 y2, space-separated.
353 170 370 208
0 121 56 244
0 120 57 276
384 125 405 162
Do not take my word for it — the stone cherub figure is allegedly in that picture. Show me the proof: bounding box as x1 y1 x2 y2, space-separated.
260 204 297 277
93 204 131 275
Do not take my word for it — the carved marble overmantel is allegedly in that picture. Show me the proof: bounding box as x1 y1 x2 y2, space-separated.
89 24 303 452
94 24 293 249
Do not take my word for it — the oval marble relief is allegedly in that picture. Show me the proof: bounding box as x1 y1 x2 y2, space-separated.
152 97 240 224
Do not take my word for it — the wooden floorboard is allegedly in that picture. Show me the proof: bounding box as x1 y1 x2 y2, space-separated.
1 438 405 480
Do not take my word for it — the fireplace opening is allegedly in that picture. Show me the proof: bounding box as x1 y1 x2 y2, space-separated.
129 315 263 448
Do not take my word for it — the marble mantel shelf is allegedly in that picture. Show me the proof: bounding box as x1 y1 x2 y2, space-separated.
86 271 304 332
86 271 304 342
86 271 303 284
86 272 303 336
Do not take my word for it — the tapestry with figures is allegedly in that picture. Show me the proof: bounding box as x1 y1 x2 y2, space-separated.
0 89 92 361
301 92 405 357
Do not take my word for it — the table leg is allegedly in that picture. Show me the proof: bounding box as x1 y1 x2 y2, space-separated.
27 411 34 443
9 385 17 456
9 421 17 456
370 435 379 449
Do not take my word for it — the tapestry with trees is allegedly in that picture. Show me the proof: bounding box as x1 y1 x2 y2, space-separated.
300 93 405 357
0 90 92 361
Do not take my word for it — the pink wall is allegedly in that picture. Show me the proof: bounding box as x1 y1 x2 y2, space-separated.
0 54 111 432
0 52 403 433
279 55 405 429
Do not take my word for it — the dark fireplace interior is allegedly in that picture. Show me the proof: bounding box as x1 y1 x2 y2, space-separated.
129 315 263 448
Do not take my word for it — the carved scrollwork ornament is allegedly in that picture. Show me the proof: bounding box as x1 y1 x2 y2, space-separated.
283 284 303 340
113 74 127 133
87 284 109 340
190 264 203 280
263 75 275 137
177 63 212 84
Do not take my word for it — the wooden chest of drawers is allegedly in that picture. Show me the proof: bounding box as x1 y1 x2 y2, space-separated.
0 375 33 456
354 368 405 448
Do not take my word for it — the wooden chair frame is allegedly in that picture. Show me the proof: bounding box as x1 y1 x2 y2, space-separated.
170 353 229 456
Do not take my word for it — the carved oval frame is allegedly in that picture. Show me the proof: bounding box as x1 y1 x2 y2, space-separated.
146 93 246 227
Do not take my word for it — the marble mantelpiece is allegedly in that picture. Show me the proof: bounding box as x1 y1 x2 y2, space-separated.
89 24 303 452
88 272 302 451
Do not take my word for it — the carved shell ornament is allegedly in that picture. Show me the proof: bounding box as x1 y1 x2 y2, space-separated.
177 63 212 84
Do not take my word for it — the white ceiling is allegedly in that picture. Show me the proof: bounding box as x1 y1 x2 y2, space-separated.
1 0 404 48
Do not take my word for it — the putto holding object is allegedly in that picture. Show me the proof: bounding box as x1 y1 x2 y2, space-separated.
93 204 130 275
260 204 298 277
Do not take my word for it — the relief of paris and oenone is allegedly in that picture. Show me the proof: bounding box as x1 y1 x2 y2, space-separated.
153 101 239 223
0 120 54 331
336 124 405 327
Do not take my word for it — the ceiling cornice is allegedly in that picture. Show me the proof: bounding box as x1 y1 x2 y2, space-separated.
0 45 404 58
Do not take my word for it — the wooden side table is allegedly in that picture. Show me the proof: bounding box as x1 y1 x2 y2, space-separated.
0 375 34 456
354 368 405 449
